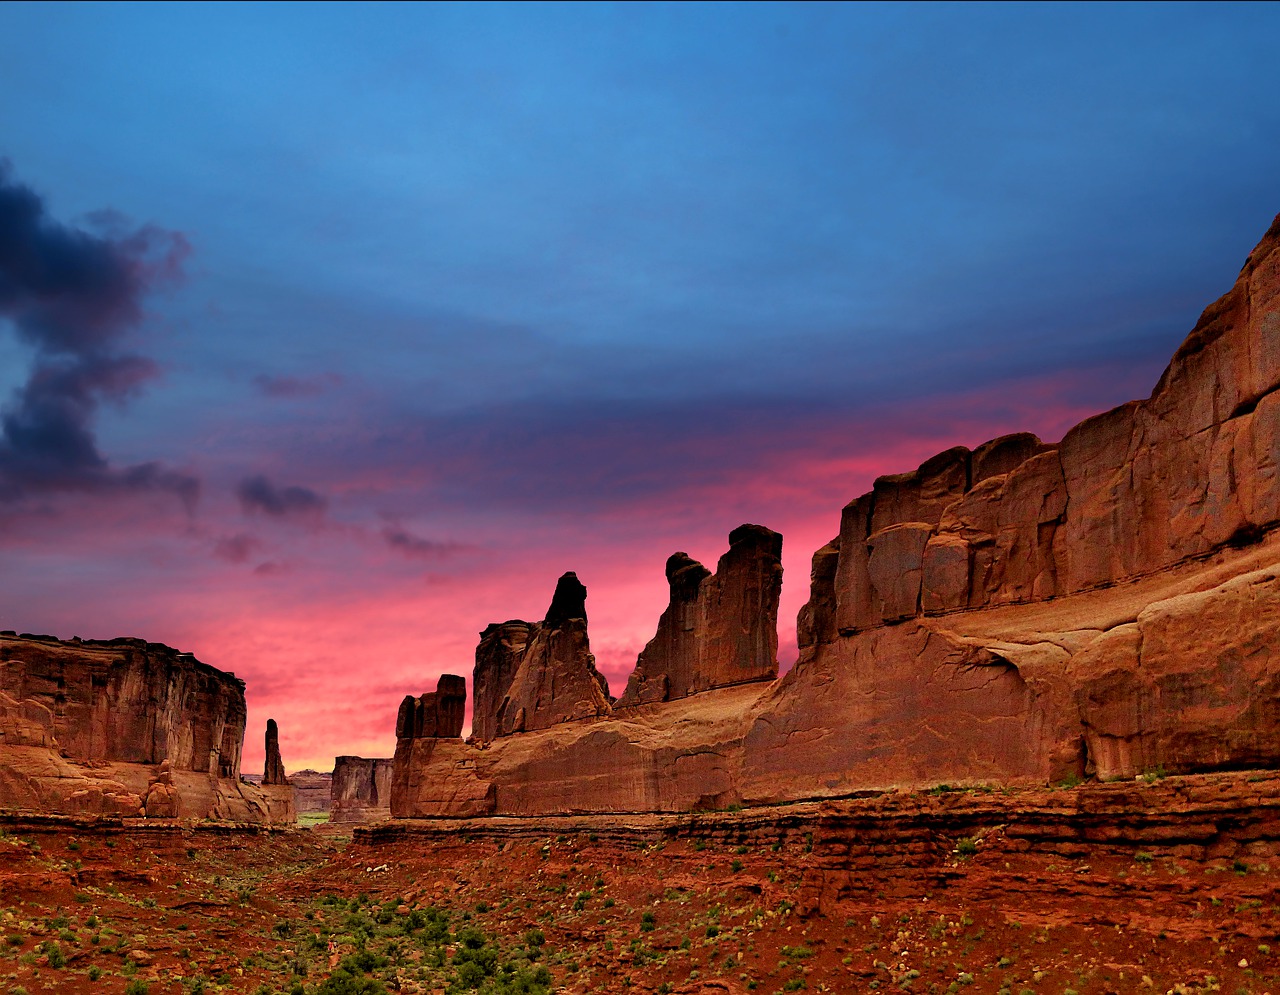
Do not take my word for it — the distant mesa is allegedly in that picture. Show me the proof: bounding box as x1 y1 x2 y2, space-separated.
330 756 394 824
290 769 333 815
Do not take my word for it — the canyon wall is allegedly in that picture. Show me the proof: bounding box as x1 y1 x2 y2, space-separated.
391 212 1280 818
0 632 293 822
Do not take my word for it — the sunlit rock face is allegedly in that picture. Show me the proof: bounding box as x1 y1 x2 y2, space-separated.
0 632 293 822
391 213 1280 817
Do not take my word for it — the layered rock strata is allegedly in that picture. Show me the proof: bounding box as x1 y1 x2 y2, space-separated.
392 212 1280 818
0 632 293 822
330 756 394 823
365 769 1280 924
470 572 613 741
617 525 783 707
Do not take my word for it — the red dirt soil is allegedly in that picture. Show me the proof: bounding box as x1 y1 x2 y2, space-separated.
3 771 1280 994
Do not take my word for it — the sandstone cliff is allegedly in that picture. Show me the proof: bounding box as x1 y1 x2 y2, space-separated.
392 212 1280 818
617 525 783 706
330 755 394 823
0 632 293 822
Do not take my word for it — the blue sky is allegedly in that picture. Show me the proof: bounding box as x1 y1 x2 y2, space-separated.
1 2 1277 770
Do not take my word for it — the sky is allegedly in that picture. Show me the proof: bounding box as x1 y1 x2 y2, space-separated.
1 2 1278 774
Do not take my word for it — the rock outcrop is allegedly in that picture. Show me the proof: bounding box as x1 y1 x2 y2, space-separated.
471 572 613 741
617 525 783 706
396 674 466 740
330 756 394 823
391 211 1280 818
471 622 531 742
263 718 287 785
0 632 293 822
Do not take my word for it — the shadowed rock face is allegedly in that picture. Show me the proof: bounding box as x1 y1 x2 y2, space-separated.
264 719 287 785
0 632 293 822
395 674 467 740
471 621 531 743
330 755 393 823
389 213 1280 818
617 525 783 707
469 572 613 741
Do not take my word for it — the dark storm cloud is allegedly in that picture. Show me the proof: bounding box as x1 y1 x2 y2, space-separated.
236 474 327 520
0 160 196 504
380 526 466 560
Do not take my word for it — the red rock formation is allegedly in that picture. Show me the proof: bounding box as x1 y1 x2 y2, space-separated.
395 674 466 740
330 755 394 823
0 632 293 822
617 525 783 707
263 718 287 785
471 621 531 742
391 211 1280 818
469 572 613 740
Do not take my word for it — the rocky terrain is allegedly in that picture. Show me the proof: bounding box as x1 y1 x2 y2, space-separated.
389 212 1280 820
3 769 1280 994
0 633 293 823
